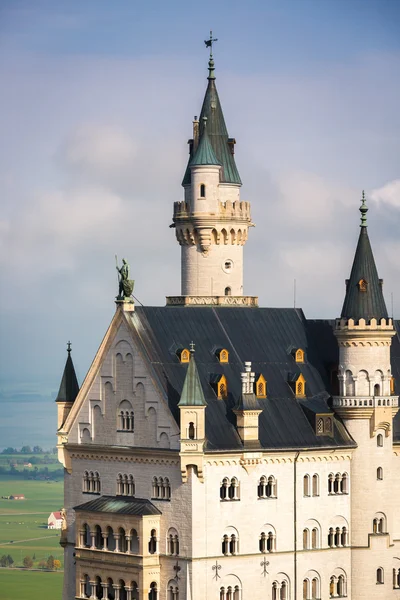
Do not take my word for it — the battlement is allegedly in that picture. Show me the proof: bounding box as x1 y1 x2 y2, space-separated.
172 200 252 223
335 317 394 331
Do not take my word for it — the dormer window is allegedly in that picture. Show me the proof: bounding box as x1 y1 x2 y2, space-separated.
358 278 368 292
177 348 190 363
288 372 306 397
218 375 228 399
295 349 305 363
316 414 333 437
200 184 206 198
217 349 229 364
255 374 267 398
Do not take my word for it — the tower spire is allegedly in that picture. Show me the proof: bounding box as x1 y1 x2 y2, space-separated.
340 194 388 321
56 342 79 404
204 30 218 80
360 190 368 227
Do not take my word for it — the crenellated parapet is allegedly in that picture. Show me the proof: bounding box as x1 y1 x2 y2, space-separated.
335 317 394 331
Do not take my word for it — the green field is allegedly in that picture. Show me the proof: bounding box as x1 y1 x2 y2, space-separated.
0 569 63 600
0 475 64 598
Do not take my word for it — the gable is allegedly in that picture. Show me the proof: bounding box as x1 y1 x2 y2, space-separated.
61 309 179 450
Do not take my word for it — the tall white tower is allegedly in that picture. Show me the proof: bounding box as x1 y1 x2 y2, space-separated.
333 194 399 598
169 47 256 306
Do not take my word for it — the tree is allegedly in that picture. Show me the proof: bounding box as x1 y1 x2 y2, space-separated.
7 555 14 567
46 555 55 570
0 555 8 567
38 559 47 569
32 553 36 560
53 559 61 570
33 446 43 454
2 447 16 454
23 556 33 568
21 446 32 454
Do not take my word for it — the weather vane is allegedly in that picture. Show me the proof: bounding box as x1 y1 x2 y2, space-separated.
204 30 218 56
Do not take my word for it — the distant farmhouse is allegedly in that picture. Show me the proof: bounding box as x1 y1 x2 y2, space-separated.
48 511 63 529
10 494 25 500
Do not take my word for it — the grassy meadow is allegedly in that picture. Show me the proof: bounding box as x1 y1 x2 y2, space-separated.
0 471 64 599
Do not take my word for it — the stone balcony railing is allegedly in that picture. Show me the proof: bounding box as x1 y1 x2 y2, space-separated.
172 200 252 222
332 396 398 408
75 546 159 568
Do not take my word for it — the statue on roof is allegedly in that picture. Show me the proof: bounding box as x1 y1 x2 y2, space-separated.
116 257 134 301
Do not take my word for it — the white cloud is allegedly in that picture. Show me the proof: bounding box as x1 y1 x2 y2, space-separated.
370 179 400 208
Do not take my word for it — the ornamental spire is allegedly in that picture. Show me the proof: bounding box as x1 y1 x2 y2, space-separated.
360 190 368 227
204 30 218 80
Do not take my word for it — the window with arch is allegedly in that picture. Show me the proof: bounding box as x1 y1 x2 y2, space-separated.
221 531 239 555
149 582 158 600
177 348 190 363
148 529 158 554
377 434 384 447
272 578 289 600
294 375 306 397
80 574 91 598
303 528 310 550
330 572 347 598
224 287 232 296
373 513 386 534
377 467 383 480
303 520 320 550
167 528 179 556
303 474 311 497
255 374 267 398
302 571 321 600
219 585 240 600
118 400 134 432
217 348 229 363
152 476 171 500
328 472 349 494
117 473 135 496
220 477 240 501
295 348 305 363
217 375 228 399
258 475 277 499
328 524 349 548
200 183 206 198
312 474 319 496
83 471 100 494
167 581 179 600
376 568 384 584
393 567 400 589
259 527 276 552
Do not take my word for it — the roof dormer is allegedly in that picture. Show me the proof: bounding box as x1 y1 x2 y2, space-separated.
255 374 267 398
288 373 306 398
177 348 190 363
216 348 229 364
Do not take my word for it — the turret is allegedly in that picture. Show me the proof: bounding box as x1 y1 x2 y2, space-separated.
333 195 399 598
56 342 79 430
178 344 207 482
170 40 255 302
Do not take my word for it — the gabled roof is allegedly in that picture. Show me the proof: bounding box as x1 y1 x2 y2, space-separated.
182 57 241 186
55 345 79 403
341 199 388 321
74 495 161 516
127 306 357 451
178 352 207 407
190 120 221 167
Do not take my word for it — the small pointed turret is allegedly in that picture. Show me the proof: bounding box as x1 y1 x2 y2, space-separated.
178 343 207 482
190 117 221 167
56 342 79 429
56 342 79 404
340 193 388 322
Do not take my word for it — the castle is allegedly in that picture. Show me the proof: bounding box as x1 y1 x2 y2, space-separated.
56 44 400 600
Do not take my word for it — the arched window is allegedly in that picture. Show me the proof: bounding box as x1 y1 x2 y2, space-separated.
152 476 170 500
312 474 319 496
119 580 127 600
107 526 116 551
200 184 205 198
225 287 232 296
260 530 275 552
297 381 304 396
229 477 239 500
373 513 386 534
167 529 180 556
377 568 384 584
393 567 400 589
149 582 158 600
374 383 380 396
94 524 102 549
167 582 179 600
311 528 318 549
118 527 127 553
317 418 324 434
341 473 349 494
221 529 239 555
377 467 383 480
377 434 384 447
188 422 195 439
303 474 311 497
303 528 310 550
83 471 89 493
148 529 157 554
295 349 305 363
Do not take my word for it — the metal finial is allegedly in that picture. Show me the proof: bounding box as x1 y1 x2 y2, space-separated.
360 190 368 227
205 30 217 80
67 341 71 354
189 341 195 353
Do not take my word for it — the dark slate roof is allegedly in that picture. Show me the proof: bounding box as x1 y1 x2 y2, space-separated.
341 226 388 321
56 349 79 403
128 307 356 451
178 352 207 407
190 123 221 167
74 496 161 516
182 68 241 186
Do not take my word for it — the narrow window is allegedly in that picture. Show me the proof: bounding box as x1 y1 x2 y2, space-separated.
377 568 384 584
377 467 383 480
188 422 195 439
303 474 310 497
377 434 383 447
374 384 380 396
225 286 232 296
312 474 319 496
200 184 205 198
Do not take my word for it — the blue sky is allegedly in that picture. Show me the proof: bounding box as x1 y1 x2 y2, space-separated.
0 1 399 427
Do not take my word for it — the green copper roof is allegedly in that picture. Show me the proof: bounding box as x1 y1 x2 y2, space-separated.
178 352 207 407
190 118 221 167
55 344 79 403
341 198 388 321
182 63 242 186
